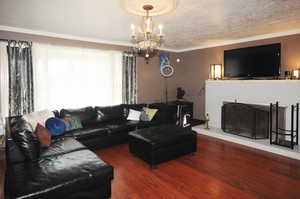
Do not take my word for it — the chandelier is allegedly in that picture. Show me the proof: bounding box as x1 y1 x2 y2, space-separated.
130 5 164 63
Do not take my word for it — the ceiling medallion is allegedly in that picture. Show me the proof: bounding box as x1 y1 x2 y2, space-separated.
122 0 177 16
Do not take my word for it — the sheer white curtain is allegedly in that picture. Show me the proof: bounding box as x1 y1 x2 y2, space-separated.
33 43 123 110
0 41 9 118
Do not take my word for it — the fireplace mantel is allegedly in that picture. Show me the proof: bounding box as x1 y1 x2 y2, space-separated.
205 80 300 133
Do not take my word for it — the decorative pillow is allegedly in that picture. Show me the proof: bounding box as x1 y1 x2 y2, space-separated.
35 123 51 147
140 107 158 121
95 105 125 123
127 109 141 121
123 104 147 118
140 109 150 121
23 110 54 130
45 117 66 136
145 107 158 121
63 116 83 131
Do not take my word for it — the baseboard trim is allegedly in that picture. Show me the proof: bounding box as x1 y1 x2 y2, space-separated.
192 125 300 160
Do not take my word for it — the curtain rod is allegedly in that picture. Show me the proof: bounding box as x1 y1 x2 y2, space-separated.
0 39 32 42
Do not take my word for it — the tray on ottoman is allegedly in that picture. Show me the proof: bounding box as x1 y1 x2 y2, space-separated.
128 124 197 169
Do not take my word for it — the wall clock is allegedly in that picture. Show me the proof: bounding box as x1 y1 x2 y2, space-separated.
160 64 174 77
160 52 174 78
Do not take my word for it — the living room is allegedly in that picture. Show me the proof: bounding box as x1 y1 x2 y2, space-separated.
1 0 300 199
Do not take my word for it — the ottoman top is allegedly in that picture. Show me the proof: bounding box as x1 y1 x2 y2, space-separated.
128 124 195 145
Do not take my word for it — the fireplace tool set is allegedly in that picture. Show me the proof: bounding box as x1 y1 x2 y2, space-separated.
270 102 299 149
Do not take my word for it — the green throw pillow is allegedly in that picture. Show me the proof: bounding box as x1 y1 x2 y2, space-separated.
140 109 150 121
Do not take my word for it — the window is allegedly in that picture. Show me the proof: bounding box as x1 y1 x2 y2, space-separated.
33 43 122 110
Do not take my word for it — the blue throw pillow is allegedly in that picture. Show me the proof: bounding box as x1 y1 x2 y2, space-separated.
45 117 66 136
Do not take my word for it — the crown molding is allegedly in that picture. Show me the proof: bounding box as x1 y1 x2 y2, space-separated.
0 25 133 47
0 25 177 52
174 29 300 53
1 25 300 53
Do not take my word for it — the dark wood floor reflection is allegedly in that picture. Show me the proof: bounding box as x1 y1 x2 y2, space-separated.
96 134 300 199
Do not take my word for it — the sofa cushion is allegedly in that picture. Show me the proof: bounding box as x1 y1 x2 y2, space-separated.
148 103 167 122
40 137 86 158
125 120 140 128
60 107 97 127
94 119 152 130
149 103 177 124
124 120 162 129
95 105 125 123
137 120 163 129
6 137 26 164
10 118 41 161
68 126 109 140
6 149 113 199
122 104 147 118
102 121 136 134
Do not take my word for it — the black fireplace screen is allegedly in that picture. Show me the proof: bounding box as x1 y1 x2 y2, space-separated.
221 103 269 139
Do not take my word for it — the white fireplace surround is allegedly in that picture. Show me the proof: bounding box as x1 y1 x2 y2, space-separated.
205 80 300 141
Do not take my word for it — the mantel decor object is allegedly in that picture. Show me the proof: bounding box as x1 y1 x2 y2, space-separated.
204 113 210 129
292 68 300 79
210 64 222 80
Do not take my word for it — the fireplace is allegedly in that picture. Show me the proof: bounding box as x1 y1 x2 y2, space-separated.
221 102 285 139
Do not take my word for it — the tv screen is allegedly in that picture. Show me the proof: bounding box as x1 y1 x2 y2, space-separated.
224 43 281 78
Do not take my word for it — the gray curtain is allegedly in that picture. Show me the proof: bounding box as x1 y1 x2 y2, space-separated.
7 40 34 116
122 52 137 104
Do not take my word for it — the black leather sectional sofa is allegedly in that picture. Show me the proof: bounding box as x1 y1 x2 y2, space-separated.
5 103 178 199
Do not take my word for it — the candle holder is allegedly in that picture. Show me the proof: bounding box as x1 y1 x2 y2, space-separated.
204 113 210 129
292 69 300 79
210 64 222 80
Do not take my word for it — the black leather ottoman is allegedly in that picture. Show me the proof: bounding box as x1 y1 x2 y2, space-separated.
128 124 197 169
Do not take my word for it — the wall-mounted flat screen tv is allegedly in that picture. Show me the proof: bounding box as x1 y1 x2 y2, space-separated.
224 43 281 78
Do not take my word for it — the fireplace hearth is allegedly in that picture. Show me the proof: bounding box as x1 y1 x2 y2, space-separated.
221 102 285 139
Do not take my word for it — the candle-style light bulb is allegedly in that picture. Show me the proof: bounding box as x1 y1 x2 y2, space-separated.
131 24 136 36
146 18 151 25
158 24 163 35
145 17 152 33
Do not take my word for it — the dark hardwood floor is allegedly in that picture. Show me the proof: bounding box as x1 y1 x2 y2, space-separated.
0 160 4 199
96 134 300 199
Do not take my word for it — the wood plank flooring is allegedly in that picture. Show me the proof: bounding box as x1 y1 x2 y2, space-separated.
0 148 5 199
0 160 4 199
96 134 300 199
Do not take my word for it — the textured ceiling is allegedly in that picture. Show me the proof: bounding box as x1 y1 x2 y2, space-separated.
0 0 300 51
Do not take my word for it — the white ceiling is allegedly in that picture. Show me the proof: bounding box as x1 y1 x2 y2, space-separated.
1 0 300 51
